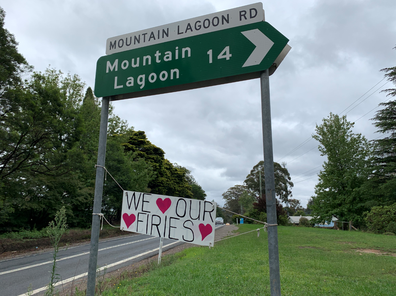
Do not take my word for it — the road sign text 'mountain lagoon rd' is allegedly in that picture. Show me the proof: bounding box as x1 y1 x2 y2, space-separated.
94 3 290 100
105 3 264 55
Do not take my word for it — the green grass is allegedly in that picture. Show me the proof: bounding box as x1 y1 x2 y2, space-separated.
0 228 49 240
101 225 396 296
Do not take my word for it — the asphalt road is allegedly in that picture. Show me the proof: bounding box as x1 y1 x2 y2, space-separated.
0 234 183 296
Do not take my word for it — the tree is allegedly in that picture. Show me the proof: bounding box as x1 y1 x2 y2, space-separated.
0 6 31 226
0 69 84 230
311 113 372 226
222 184 247 214
244 161 293 203
380 51 396 98
190 183 206 201
367 58 396 206
123 131 195 199
103 131 155 221
238 190 255 214
286 198 303 216
252 194 288 225
0 7 30 96
184 170 206 200
305 198 314 215
60 87 100 227
365 203 396 234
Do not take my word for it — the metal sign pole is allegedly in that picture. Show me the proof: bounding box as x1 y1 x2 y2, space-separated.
158 237 164 264
87 96 110 296
260 69 281 296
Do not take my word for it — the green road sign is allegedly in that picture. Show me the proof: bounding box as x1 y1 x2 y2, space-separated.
94 21 289 100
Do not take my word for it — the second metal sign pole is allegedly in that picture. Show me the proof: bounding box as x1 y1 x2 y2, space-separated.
260 69 281 296
87 96 110 296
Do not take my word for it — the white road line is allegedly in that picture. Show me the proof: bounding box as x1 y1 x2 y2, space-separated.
17 241 180 296
0 236 155 276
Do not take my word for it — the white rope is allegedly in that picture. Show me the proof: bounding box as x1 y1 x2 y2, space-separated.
217 206 278 229
92 166 126 231
95 165 124 191
92 213 120 230
215 227 266 243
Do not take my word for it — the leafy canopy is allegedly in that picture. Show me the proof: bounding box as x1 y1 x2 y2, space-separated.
244 160 293 203
311 113 372 225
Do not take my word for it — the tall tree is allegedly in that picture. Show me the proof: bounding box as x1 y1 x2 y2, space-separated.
367 57 396 206
0 6 33 227
238 190 255 214
222 184 247 214
380 51 396 97
0 7 30 96
63 87 101 227
252 194 287 221
185 170 206 200
244 161 293 203
102 131 155 222
0 69 84 230
311 113 372 225
123 131 195 199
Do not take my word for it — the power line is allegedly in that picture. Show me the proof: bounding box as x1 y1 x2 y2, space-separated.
277 137 313 163
293 175 319 184
278 79 388 164
355 93 393 123
339 78 387 115
286 145 317 165
292 165 322 183
344 81 389 117
279 78 390 188
279 78 388 163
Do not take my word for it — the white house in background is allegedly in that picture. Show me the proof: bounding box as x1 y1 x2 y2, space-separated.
289 216 313 224
289 215 339 228
315 216 338 228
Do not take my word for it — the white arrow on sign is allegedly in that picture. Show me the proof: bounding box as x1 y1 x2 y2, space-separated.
242 29 274 68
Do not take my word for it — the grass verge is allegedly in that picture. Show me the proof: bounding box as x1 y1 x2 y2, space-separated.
98 225 396 296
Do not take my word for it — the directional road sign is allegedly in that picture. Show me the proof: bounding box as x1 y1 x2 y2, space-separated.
94 21 289 100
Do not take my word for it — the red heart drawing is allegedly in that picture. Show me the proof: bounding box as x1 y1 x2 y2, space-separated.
122 213 136 228
156 198 171 214
199 224 213 241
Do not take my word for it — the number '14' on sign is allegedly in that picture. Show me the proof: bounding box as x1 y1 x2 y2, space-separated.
207 46 232 64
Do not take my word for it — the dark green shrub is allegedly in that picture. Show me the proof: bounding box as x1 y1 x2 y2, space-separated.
365 203 396 234
386 221 396 234
259 212 267 223
299 217 311 227
231 214 242 223
278 214 290 226
295 210 306 216
383 232 395 236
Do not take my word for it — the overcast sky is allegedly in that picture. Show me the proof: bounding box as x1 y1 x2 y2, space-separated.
2 0 395 207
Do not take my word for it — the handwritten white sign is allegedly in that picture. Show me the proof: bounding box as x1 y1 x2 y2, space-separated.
120 191 217 247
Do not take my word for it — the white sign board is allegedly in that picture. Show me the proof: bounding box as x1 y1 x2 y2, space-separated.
106 2 264 55
121 191 217 247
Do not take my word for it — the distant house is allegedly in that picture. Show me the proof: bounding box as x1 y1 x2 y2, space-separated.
289 216 313 225
315 216 338 228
